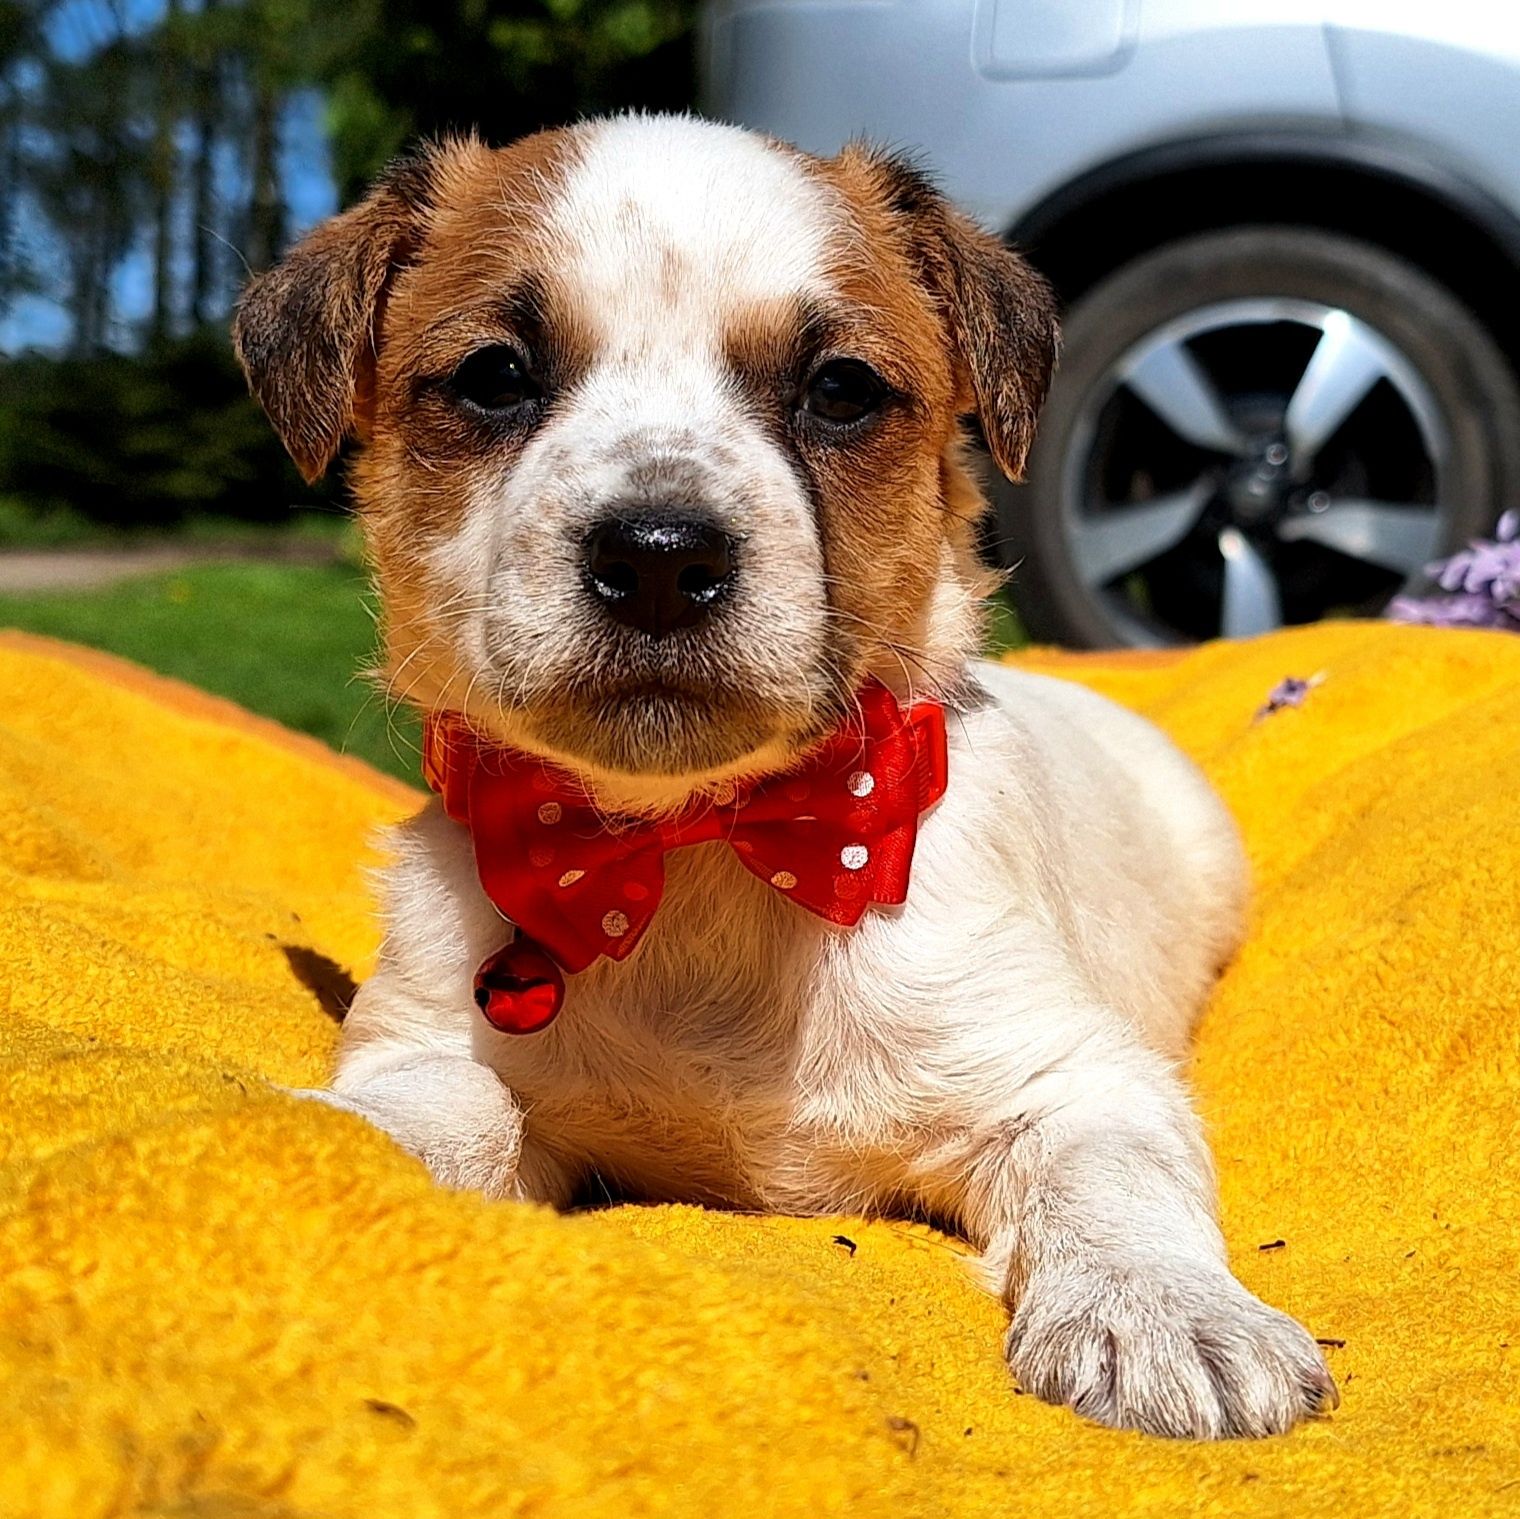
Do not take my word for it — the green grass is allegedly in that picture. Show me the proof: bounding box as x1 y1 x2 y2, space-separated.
0 561 423 781
984 592 1027 658
0 561 1025 783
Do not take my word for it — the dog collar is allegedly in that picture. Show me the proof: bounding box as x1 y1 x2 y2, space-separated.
423 680 948 1034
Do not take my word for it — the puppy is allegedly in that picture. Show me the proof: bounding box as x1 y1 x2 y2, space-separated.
234 114 1335 1439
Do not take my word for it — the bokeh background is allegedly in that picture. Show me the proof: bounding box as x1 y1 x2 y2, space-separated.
0 0 708 778
5 1 1512 780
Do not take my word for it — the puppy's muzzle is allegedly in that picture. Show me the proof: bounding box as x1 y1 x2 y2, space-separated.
583 509 738 639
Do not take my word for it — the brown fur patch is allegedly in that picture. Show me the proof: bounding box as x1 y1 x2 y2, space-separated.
231 147 437 483
357 132 591 534
744 142 1057 692
234 127 592 719
355 131 593 719
234 128 588 487
822 146 1059 481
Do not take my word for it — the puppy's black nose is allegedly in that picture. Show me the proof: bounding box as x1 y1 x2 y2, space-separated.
583 512 737 637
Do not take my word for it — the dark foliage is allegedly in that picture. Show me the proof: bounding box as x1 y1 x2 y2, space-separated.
0 331 332 524
324 1 699 200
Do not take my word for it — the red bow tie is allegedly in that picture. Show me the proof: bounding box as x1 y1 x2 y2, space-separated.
423 680 948 1034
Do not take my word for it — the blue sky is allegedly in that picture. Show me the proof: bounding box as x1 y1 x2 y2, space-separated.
1 0 339 353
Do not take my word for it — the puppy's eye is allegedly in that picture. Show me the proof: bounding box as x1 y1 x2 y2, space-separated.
448 345 540 412
803 359 888 425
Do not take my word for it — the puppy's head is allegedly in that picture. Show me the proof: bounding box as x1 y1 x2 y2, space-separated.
235 116 1056 807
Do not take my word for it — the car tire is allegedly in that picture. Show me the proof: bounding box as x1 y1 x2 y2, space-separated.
996 226 1520 648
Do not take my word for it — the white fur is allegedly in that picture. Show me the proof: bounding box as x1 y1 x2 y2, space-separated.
315 660 1335 1439
406 118 844 808
554 114 840 316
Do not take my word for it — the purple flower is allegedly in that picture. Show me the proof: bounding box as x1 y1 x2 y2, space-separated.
1386 511 1520 632
1256 674 1323 720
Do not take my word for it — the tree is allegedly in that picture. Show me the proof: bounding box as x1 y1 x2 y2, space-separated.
1 0 704 525
186 0 222 325
320 0 698 202
27 32 155 353
148 0 185 344
0 0 46 323
5 0 703 349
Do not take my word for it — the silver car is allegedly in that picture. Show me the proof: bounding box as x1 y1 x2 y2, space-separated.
702 1 1520 646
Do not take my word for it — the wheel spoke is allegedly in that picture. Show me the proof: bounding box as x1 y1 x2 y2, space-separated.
1284 312 1390 470
1218 526 1283 638
1071 483 1213 586
1120 338 1250 456
1277 500 1441 576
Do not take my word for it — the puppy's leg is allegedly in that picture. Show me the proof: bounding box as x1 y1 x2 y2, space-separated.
961 1025 1335 1439
290 801 574 1203
295 973 573 1205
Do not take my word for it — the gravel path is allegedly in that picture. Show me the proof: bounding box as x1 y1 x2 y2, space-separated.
0 540 344 594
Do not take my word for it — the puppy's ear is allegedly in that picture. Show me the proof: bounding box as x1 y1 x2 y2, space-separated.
858 149 1060 481
232 143 449 483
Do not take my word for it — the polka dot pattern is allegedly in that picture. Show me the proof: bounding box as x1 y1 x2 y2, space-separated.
422 677 948 973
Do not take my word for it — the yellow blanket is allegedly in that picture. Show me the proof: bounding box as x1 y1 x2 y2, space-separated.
1 623 1516 1518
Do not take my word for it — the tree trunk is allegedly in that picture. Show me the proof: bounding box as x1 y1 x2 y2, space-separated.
245 69 283 274
189 0 220 327
149 0 185 346
71 216 105 355
0 95 20 318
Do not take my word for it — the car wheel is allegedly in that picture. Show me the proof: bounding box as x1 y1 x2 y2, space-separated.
995 227 1520 647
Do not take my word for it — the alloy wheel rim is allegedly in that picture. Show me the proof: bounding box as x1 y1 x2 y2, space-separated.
1059 298 1452 645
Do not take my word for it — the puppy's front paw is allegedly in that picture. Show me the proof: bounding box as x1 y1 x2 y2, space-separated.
282 1069 529 1199
1005 1255 1337 1439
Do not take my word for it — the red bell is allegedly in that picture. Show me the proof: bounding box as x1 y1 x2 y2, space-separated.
473 936 565 1034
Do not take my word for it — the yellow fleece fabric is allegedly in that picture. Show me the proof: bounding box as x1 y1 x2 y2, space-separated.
0 622 1516 1518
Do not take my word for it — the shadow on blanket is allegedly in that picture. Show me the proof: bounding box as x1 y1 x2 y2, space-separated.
1 623 1516 1517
